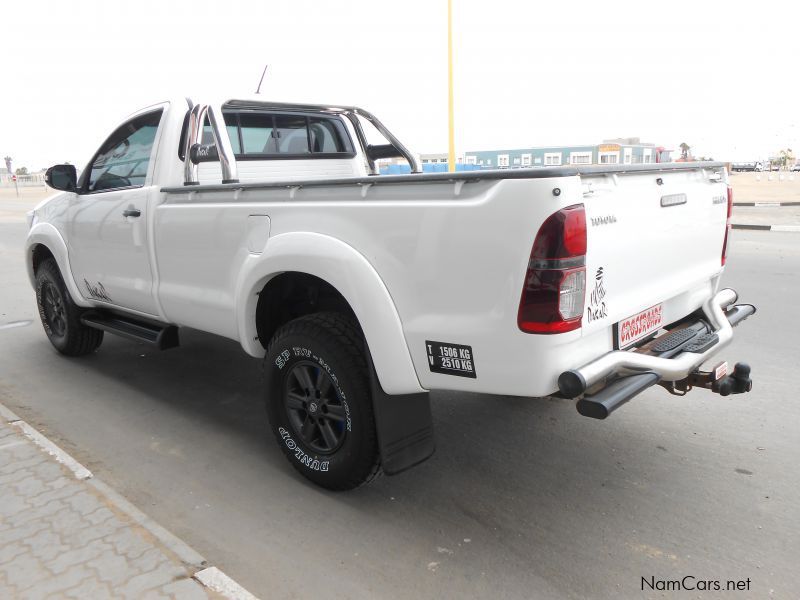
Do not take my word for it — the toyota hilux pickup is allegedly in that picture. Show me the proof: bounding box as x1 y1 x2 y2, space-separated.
27 96 756 489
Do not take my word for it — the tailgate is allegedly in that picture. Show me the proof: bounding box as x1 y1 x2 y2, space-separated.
580 166 728 345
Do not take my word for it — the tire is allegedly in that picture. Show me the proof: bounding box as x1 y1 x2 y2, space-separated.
264 312 381 490
35 258 104 356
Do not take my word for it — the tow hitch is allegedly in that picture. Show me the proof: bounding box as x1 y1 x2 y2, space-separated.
662 361 753 397
575 361 755 420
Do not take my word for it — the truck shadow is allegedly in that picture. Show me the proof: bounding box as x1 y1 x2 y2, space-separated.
64 326 749 597
73 324 703 501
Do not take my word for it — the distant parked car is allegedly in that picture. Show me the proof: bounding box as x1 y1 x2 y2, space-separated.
791 163 800 172
731 162 763 172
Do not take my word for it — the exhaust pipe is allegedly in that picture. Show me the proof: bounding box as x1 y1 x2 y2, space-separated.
575 372 660 419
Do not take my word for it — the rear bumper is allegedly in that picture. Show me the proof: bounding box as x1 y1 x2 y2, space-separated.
559 288 756 417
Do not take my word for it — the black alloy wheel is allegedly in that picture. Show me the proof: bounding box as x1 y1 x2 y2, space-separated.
284 361 348 454
35 257 104 356
264 312 381 490
40 280 67 337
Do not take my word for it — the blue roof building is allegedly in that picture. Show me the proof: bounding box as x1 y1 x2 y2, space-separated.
464 138 671 168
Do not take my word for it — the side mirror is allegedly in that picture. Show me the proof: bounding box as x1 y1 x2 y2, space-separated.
45 164 77 192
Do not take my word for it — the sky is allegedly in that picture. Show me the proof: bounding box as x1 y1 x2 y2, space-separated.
2 0 799 171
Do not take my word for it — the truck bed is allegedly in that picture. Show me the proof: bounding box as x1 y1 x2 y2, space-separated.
158 161 729 397
162 162 725 194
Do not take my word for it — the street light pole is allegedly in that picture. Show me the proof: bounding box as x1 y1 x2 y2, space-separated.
447 0 455 173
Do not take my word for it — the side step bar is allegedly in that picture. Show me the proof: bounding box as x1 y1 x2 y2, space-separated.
81 312 179 350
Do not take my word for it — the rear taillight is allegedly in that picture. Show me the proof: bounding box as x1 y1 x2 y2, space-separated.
518 204 587 334
722 185 733 265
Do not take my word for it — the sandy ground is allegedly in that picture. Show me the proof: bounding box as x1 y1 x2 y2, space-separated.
0 186 53 223
729 170 800 204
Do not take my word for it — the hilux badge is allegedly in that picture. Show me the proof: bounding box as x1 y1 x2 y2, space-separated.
591 215 617 226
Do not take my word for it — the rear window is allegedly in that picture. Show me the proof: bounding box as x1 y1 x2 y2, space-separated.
239 113 274 154
196 111 353 159
274 115 310 154
309 117 345 152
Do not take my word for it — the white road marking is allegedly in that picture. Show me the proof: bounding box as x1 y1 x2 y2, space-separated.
194 567 260 600
12 421 93 480
0 320 33 330
772 225 800 232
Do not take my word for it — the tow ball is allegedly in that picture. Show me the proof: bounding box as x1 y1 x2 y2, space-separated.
661 362 753 397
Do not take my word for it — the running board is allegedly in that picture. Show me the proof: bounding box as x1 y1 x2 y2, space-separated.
80 312 179 350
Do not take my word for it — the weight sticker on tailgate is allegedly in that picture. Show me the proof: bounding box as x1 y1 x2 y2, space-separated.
426 341 476 378
614 304 663 349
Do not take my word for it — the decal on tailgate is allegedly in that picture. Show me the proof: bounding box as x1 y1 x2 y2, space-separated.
426 341 476 378
614 304 663 349
586 267 608 323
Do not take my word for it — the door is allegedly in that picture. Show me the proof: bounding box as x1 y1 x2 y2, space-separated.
67 109 163 316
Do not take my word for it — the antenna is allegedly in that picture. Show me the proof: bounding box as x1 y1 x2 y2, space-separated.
255 64 268 94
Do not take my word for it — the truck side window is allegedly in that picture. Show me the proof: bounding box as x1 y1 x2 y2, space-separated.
88 110 163 193
309 118 344 153
239 113 276 154
274 115 310 154
181 110 354 161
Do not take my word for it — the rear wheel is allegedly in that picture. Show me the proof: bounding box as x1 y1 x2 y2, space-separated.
35 258 103 356
264 312 381 490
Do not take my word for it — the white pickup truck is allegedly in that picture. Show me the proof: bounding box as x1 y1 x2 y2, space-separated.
27 96 756 490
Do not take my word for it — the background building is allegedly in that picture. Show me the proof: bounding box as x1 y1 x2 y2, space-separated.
464 138 671 168
378 138 672 174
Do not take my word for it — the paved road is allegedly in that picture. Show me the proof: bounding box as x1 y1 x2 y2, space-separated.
1 222 798 599
731 205 800 228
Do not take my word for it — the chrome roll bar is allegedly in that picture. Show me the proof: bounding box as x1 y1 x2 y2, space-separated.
220 99 422 175
345 106 421 175
208 103 239 184
182 103 239 185
182 104 206 185
182 99 421 185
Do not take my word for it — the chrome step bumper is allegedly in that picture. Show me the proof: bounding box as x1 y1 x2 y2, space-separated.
559 288 756 399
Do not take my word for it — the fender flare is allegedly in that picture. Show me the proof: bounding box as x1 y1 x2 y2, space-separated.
234 232 424 395
25 223 92 308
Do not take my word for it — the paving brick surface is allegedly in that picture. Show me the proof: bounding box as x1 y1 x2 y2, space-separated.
0 419 214 599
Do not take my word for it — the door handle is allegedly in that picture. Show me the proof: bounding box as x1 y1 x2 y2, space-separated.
123 208 141 218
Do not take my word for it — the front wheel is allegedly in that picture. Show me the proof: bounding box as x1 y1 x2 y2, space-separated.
35 258 104 356
264 312 381 490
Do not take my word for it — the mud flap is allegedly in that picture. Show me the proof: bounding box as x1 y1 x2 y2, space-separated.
366 352 435 475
